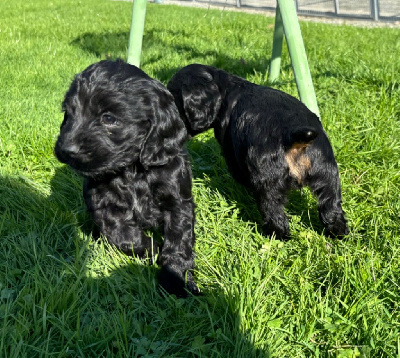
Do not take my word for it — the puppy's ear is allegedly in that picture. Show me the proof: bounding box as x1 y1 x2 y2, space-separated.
140 94 187 168
168 69 222 134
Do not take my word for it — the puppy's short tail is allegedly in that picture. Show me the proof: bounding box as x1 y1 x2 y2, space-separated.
285 127 318 185
290 127 318 146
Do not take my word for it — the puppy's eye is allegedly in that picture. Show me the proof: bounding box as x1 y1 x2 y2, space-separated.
101 114 117 126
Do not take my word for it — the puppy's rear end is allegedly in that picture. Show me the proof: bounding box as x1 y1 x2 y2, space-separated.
284 126 318 186
169 64 349 239
257 103 349 239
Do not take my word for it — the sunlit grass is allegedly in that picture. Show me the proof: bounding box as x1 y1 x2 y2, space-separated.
0 0 399 356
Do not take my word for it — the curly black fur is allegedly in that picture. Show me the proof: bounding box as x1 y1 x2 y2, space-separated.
168 64 349 239
55 60 199 297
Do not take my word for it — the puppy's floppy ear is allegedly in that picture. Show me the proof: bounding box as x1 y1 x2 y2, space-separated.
168 66 222 134
140 90 187 168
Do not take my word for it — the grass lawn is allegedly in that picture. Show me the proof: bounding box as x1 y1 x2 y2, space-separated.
1 0 400 356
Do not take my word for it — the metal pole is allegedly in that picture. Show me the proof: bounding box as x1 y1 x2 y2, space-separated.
268 5 284 83
127 0 147 67
370 0 379 21
334 0 340 15
277 0 320 118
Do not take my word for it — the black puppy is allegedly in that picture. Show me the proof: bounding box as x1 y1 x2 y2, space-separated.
55 60 199 297
168 64 349 239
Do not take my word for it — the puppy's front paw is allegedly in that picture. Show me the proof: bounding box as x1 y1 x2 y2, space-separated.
158 266 199 298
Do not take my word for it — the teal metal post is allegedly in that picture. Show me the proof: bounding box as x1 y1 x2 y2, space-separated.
268 0 320 118
268 5 284 83
127 0 147 67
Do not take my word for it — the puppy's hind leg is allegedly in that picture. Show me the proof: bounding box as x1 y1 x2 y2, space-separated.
306 161 349 238
253 178 290 240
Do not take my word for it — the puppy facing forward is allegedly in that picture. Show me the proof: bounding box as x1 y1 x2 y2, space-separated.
168 64 349 239
55 60 199 297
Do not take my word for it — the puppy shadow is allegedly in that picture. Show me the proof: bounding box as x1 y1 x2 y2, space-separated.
77 263 268 356
0 172 268 356
187 135 325 237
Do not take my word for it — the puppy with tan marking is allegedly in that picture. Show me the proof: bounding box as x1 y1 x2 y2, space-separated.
168 64 349 239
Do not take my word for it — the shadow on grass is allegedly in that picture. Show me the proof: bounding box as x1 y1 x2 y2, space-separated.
70 30 294 85
0 171 268 356
188 136 325 237
76 264 269 357
49 165 100 238
0 173 80 249
71 31 129 59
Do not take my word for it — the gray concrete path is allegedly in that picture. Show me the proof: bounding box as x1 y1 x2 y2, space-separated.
161 0 400 27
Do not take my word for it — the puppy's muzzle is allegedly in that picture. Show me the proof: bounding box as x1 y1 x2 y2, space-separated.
55 138 90 167
58 142 80 156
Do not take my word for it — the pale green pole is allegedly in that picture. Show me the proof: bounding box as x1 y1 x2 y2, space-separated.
268 0 320 118
268 5 284 83
127 0 147 67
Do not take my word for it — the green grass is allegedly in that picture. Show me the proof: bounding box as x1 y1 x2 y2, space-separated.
1 0 400 356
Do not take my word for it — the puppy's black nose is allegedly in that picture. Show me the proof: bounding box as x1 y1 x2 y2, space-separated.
61 143 81 156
